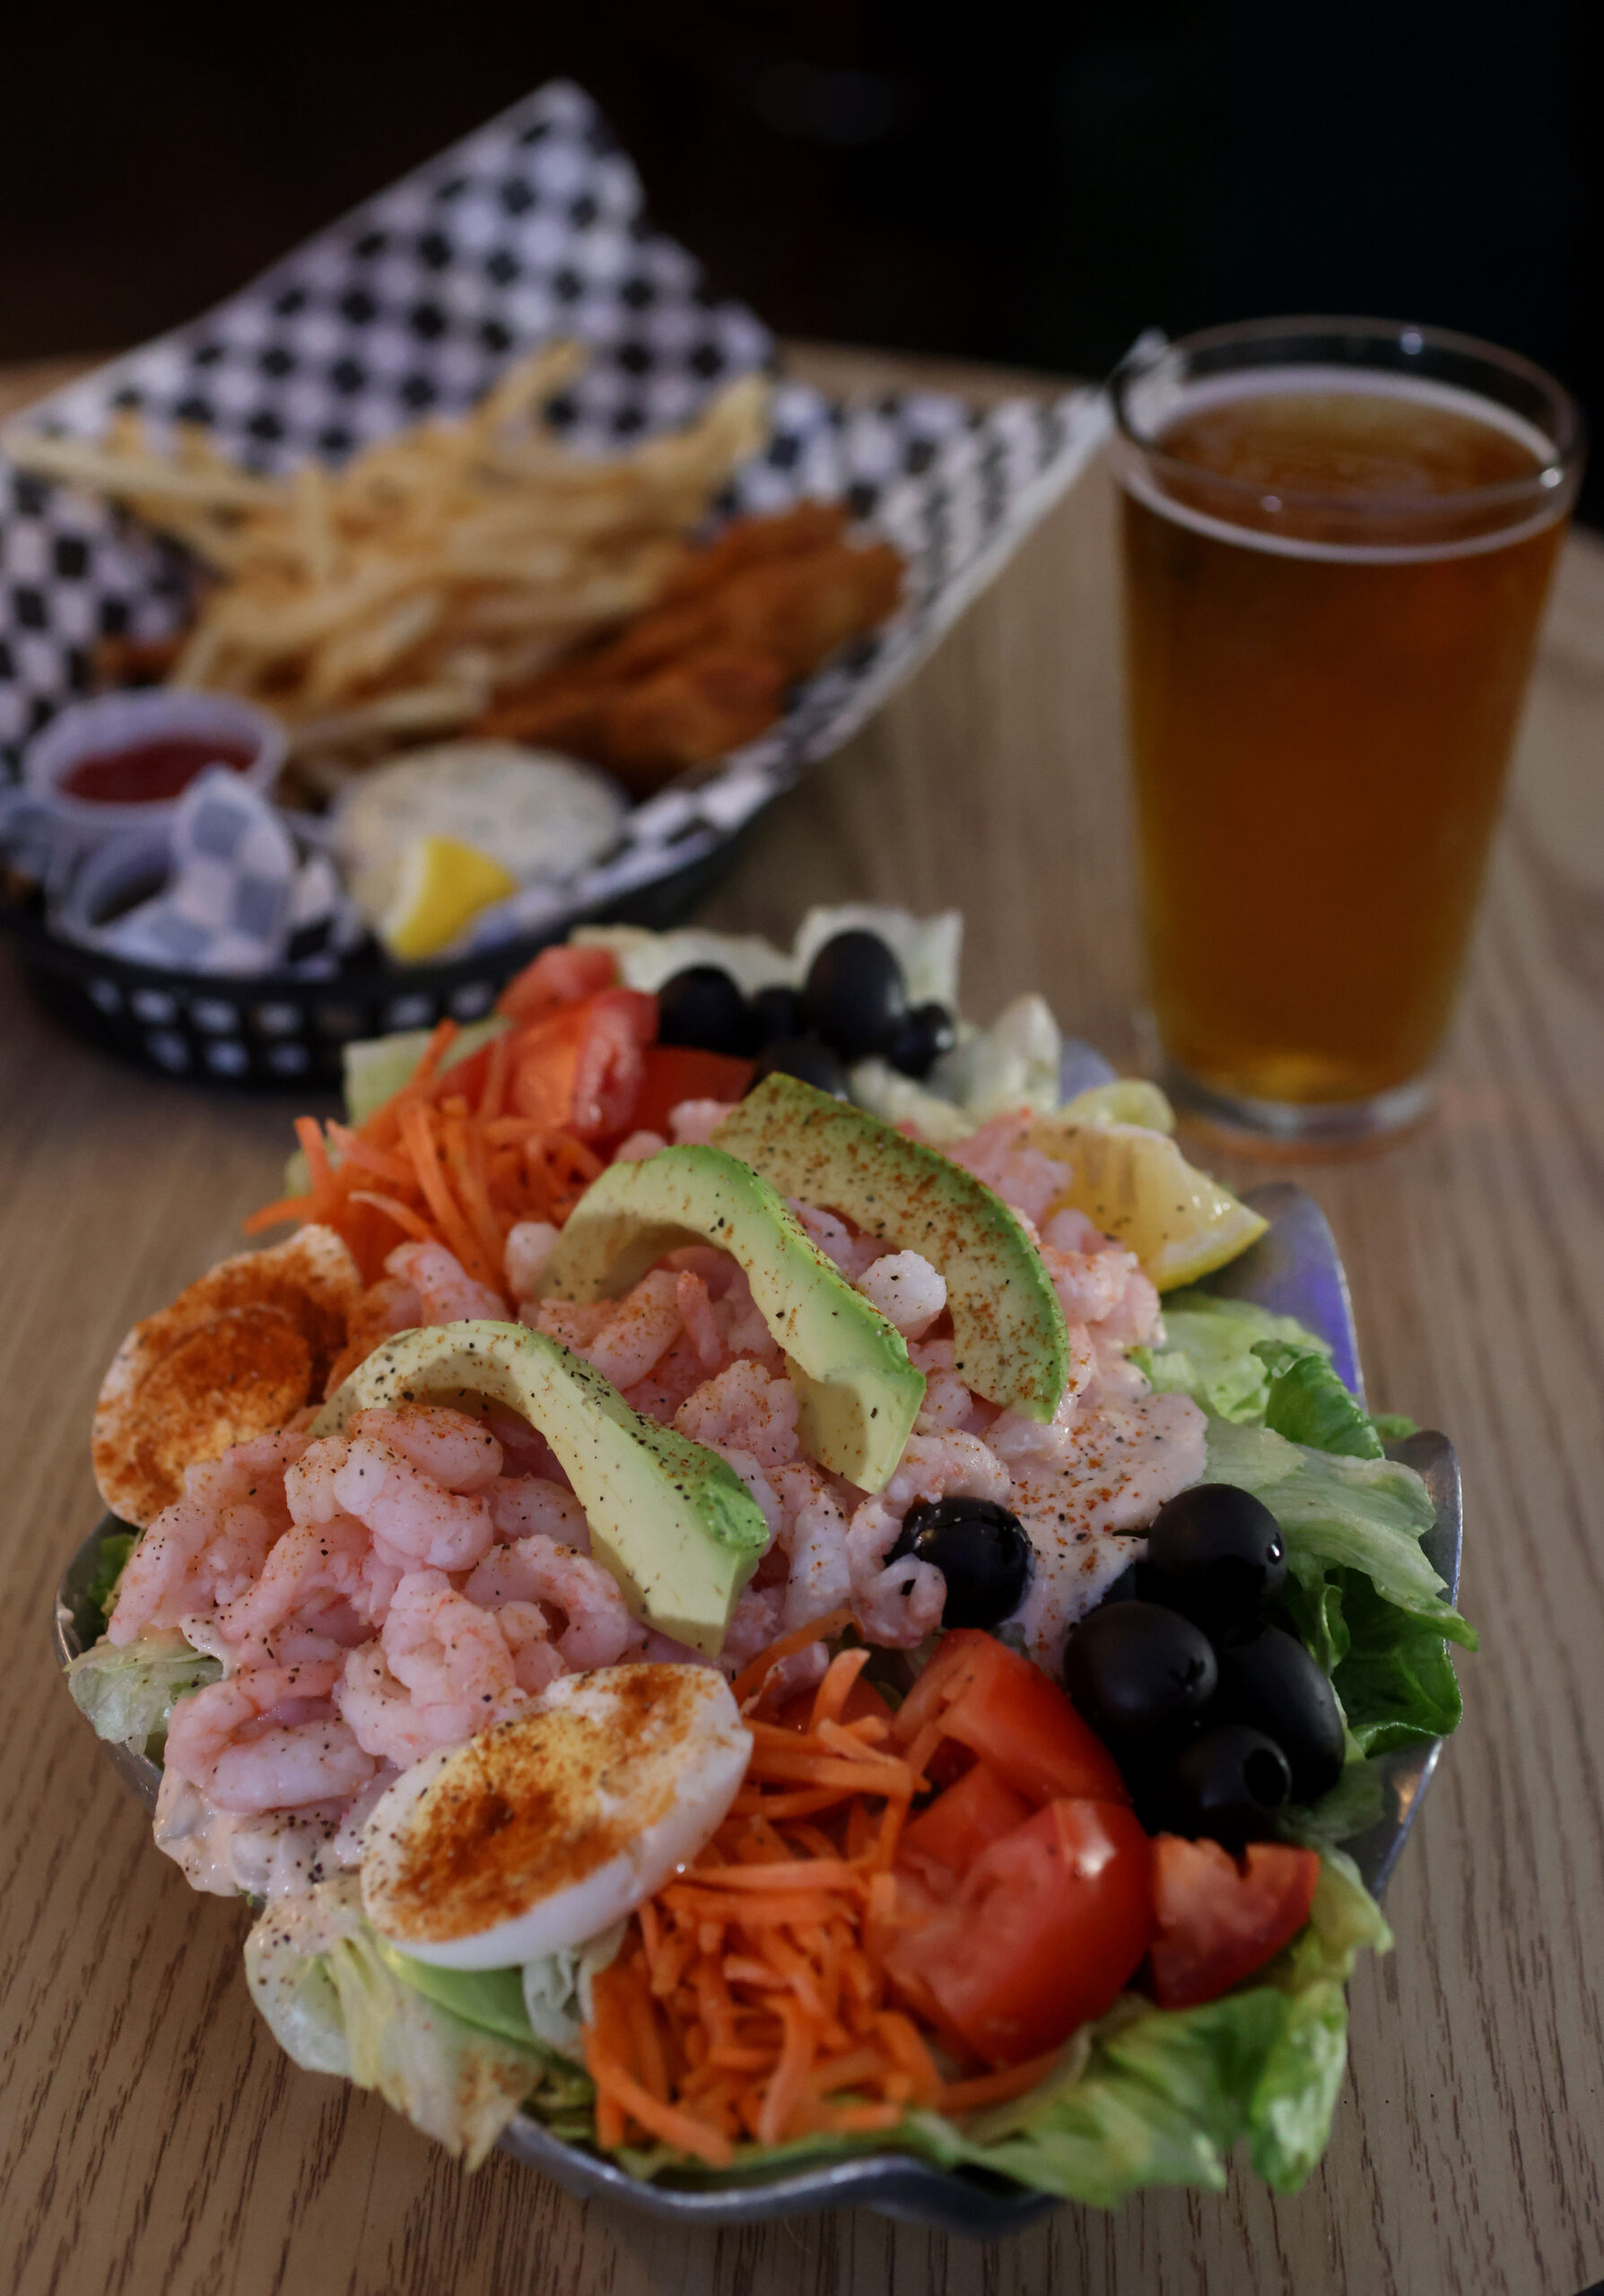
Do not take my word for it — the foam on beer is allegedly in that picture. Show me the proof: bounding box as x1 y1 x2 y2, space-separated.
1118 364 1565 563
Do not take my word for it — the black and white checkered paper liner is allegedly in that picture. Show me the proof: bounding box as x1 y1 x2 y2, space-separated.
0 77 1107 955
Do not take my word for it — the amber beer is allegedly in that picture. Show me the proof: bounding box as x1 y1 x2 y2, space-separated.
1112 322 1582 1142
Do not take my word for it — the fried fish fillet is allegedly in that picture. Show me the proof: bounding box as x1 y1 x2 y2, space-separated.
475 506 904 789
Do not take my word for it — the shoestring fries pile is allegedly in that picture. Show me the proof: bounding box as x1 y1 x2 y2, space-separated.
6 344 769 757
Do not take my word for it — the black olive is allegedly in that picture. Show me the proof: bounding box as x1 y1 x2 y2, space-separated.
657 965 749 1055
747 983 804 1050
1213 1622 1346 1802
800 930 908 1060
746 1037 851 1099
1157 1724 1293 1848
1061 1599 1218 1744
891 1497 1033 1631
1143 1483 1286 1631
885 1001 957 1081
1095 1561 1144 1605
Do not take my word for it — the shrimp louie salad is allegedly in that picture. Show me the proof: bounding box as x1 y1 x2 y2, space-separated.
65 909 1474 2203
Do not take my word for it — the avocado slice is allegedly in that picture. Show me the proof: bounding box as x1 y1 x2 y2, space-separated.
536 1144 924 1492
313 1320 768 1657
713 1075 1071 1422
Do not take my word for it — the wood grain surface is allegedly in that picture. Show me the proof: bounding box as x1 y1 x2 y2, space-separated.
2 346 1601 2296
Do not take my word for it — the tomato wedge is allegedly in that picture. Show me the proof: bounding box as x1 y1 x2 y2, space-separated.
897 1761 1033 1897
628 1045 755 1137
894 1629 1128 1807
888 1797 1154 2066
1146 1836 1320 2009
510 989 657 1139
498 943 621 1021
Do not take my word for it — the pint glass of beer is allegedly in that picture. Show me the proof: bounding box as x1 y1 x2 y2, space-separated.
1111 319 1583 1146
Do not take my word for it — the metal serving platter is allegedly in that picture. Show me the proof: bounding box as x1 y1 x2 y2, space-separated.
53 1181 1462 2236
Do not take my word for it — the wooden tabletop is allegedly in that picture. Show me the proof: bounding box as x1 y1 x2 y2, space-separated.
3 344 1601 2296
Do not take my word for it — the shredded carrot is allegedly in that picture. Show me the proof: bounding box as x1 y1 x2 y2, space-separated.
241 1191 318 1236
685 1859 867 1893
441 1105 507 1267
325 1125 415 1187
586 2036 734 2167
409 1018 459 1090
937 2049 1068 2115
809 1647 872 1732
481 1027 512 1122
241 973 632 1310
730 1606 856 1707
397 1102 499 1287
574 1605 1059 2166
741 1748 914 1796
345 1192 444 1248
757 1998 817 2147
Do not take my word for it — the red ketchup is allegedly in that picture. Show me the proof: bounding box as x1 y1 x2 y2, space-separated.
59 735 256 806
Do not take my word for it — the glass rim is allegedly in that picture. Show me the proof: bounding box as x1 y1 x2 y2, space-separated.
1108 315 1586 524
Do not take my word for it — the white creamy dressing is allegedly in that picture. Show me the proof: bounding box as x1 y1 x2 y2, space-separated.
153 1766 386 1899
1007 1390 1208 1674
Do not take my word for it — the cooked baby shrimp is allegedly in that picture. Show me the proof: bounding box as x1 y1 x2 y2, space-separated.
667 1098 737 1146
676 1271 726 1371
348 1403 502 1492
494 1600 566 1696
856 1250 947 1338
485 1474 590 1550
611 1129 667 1164
719 1583 784 1670
582 1269 684 1388
336 1644 491 1770
463 1535 644 1669
788 1200 876 1279
949 1117 1070 1225
846 1432 1008 1648
711 1266 780 1360
675 1358 799 1468
286 1435 494 1573
916 1370 983 1433
885 1431 1014 1515
988 1345 1100 1468
503 1219 561 1301
529 1300 613 1349
212 1513 372 1650
164 1658 377 1814
320 1272 423 1396
380 1569 522 1716
770 1465 853 1633
843 1498 947 1646
386 1239 505 1324
107 1429 309 1646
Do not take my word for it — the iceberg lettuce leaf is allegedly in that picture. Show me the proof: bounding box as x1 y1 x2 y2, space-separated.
65 1631 221 1758
1254 1340 1384 1458
1202 1420 1474 1645
1329 1570 1465 1752
1136 1293 1329 1424
245 1881 588 2169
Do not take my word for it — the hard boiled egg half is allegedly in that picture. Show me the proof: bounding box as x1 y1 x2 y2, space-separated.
360 1664 751 1970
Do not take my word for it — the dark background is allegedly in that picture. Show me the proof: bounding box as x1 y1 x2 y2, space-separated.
5 0 1599 517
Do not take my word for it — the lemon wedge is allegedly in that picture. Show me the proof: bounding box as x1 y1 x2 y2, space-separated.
379 833 519 963
1059 1078 1176 1135
1031 1118 1268 1289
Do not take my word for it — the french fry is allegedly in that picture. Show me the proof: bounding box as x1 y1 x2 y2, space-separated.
6 351 771 754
